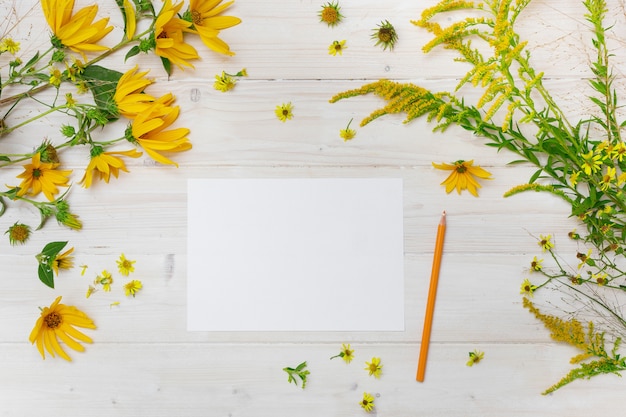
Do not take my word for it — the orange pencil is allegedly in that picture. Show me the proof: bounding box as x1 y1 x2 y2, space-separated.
416 211 446 382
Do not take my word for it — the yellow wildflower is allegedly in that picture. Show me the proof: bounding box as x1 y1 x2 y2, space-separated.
330 343 354 363
360 392 375 412
328 40 346 56
364 357 383 378
187 0 241 56
15 153 72 201
49 67 63 87
466 350 484 366
530 256 543 272
52 247 75 276
95 270 114 292
154 0 199 70
80 147 143 188
576 249 592 269
29 296 96 361
319 2 343 26
340 119 356 141
214 71 236 92
0 37 20 54
116 253 136 276
124 280 143 297
41 0 113 58
520 278 537 297
432 160 492 197
275 102 294 122
538 234 554 252
581 150 602 175
6 222 31 245
600 166 616 191
593 273 608 286
113 66 157 119
372 20 398 51
569 170 581 186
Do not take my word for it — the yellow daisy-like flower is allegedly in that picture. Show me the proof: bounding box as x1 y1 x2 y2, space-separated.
187 0 241 56
364 357 383 378
611 142 626 162
275 102 294 122
581 150 602 175
576 249 592 270
432 160 492 197
15 153 72 201
41 0 113 58
52 247 75 276
0 37 20 54
520 278 537 297
328 40 346 56
49 67 63 87
340 119 356 141
95 270 114 292
360 392 375 412
80 147 143 188
126 103 192 166
466 350 484 366
214 71 236 92
113 66 156 119
117 253 136 276
29 296 96 361
6 222 31 245
154 0 200 70
124 280 143 297
538 234 554 252
569 170 581 186
600 166 616 191
330 343 355 363
530 256 543 272
593 272 608 286
319 1 343 26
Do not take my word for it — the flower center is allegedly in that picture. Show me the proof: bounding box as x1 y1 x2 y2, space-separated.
44 312 62 329
321 7 338 23
32 168 42 178
283 109 289 116
455 165 467 173
378 28 393 42
191 10 203 26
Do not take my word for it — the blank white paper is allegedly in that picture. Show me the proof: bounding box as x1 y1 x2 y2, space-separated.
187 178 404 331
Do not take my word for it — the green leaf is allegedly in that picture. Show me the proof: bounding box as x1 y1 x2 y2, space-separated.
38 263 55 288
22 52 40 71
0 196 5 217
160 56 172 76
0 155 11 162
41 241 68 258
125 45 141 62
81 64 123 119
529 168 543 183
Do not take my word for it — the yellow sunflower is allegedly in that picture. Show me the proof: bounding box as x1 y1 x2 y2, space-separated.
80 147 143 188
52 246 75 275
432 160 492 197
187 0 241 56
126 103 192 166
41 0 113 57
154 0 200 70
15 153 72 201
113 65 155 119
29 296 96 361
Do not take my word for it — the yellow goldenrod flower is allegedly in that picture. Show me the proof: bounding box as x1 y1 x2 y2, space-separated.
581 150 602 175
319 2 343 26
95 270 114 292
360 392 375 412
530 256 543 272
214 71 236 92
0 37 20 54
364 357 383 378
5 222 31 245
117 253 136 276
41 0 113 58
275 102 294 122
330 343 355 363
124 280 143 297
466 350 485 366
538 234 554 252
520 278 537 297
52 247 74 276
80 147 143 188
29 296 96 361
154 0 200 70
372 20 398 51
15 153 72 201
126 103 192 166
339 118 356 141
432 160 492 197
328 40 346 56
187 0 241 56
113 66 156 119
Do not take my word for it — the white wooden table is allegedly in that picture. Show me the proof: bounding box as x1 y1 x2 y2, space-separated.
2 0 626 415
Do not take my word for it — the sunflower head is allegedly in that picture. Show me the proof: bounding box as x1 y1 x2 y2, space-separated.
319 2 343 26
6 222 31 245
372 20 398 51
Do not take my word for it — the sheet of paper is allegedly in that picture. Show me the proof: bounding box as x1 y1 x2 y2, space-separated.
187 178 404 331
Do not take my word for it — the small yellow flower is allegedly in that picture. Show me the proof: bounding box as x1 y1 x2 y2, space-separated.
568 229 580 240
319 1 343 26
466 350 484 366
360 392 375 412
328 40 346 56
569 170 581 186
432 160 493 197
340 119 356 141
372 20 398 51
95 270 114 292
600 166 616 191
65 93 77 107
611 142 626 162
29 296 96 361
538 234 554 252
15 152 72 201
124 280 143 297
364 357 383 378
49 67 63 87
275 102 294 122
5 222 31 245
113 65 156 119
520 278 537 297
214 71 236 92
52 247 75 276
154 0 199 70
593 273 608 286
330 343 355 363
0 37 20 54
576 249 592 269
117 253 136 276
530 256 543 272
581 150 602 175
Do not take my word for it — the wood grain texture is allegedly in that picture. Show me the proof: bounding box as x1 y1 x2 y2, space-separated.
2 0 626 415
